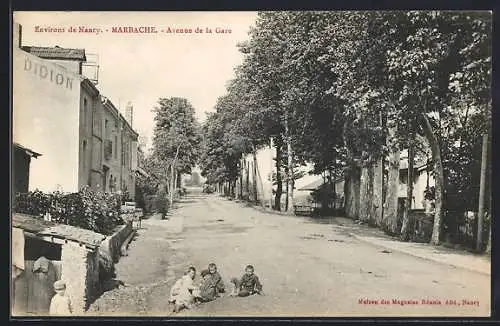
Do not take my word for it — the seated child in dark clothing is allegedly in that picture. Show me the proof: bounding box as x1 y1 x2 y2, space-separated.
229 265 264 297
198 263 225 302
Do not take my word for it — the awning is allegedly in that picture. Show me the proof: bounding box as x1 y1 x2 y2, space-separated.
13 143 42 158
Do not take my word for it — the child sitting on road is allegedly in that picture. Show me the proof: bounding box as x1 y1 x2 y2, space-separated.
229 265 264 297
198 263 225 302
168 267 201 312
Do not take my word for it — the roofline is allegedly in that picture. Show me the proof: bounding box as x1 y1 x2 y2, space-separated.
13 143 42 158
101 96 122 121
81 78 99 97
121 115 139 138
21 45 87 62
101 96 139 138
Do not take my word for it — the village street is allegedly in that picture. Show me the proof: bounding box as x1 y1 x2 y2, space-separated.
87 188 490 317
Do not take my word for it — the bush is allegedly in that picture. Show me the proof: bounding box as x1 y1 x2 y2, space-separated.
143 195 157 214
14 186 123 235
155 189 170 217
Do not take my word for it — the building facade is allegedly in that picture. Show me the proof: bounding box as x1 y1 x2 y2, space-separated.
13 22 139 196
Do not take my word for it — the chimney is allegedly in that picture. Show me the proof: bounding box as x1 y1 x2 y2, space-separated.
13 23 22 48
125 102 133 128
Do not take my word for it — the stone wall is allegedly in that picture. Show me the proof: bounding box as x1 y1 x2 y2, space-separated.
60 242 89 314
99 222 133 264
85 249 100 308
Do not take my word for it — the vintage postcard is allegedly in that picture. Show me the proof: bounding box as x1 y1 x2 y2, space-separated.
11 11 492 317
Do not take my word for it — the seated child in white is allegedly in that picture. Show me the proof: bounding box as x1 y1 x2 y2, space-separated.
168 266 201 312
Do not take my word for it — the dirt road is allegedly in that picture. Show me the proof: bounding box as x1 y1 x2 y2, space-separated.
88 189 491 317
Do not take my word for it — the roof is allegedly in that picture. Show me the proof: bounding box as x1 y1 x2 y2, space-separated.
400 160 428 171
12 213 106 248
298 178 325 191
298 176 344 191
21 46 86 61
12 213 56 233
13 143 42 158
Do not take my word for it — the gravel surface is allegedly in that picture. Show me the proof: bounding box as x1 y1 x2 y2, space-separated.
87 189 491 317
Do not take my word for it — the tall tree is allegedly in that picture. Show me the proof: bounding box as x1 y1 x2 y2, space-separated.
152 97 201 205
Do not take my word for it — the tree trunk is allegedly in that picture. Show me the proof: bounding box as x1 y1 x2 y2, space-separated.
169 145 181 206
400 135 415 241
232 179 237 198
170 165 175 206
476 132 489 251
344 166 361 219
274 136 283 211
285 165 289 212
383 148 400 235
373 157 384 227
176 171 182 188
269 138 274 209
285 111 294 214
420 113 444 245
359 157 374 223
245 160 250 200
252 150 258 204
329 170 335 210
239 160 244 200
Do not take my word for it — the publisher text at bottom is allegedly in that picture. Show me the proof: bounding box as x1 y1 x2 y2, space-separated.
358 298 480 307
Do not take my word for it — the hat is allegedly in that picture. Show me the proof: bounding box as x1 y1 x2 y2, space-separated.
54 280 66 290
200 269 210 277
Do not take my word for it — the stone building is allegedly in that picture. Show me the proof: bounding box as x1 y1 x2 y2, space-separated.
12 213 105 315
12 22 139 196
101 98 138 199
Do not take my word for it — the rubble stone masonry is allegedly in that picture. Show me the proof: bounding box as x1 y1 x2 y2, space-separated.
60 242 100 314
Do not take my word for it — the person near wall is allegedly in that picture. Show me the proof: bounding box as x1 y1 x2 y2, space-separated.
31 255 58 314
49 280 72 316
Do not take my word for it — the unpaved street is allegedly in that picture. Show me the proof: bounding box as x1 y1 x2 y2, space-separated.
88 189 490 317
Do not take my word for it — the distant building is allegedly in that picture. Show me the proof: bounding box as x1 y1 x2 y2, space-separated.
398 153 435 210
12 143 41 196
12 22 139 196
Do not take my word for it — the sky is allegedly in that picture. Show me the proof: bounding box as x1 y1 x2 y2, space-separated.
13 11 258 151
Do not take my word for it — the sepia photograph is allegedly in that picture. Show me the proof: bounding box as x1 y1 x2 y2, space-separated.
11 11 492 318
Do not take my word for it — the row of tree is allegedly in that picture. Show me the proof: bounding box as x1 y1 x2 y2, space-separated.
199 11 492 250
137 97 202 207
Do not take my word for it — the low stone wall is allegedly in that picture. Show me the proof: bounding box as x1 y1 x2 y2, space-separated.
60 242 99 314
99 222 134 264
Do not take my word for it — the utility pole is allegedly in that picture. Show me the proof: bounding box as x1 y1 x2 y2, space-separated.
269 137 274 209
477 132 489 251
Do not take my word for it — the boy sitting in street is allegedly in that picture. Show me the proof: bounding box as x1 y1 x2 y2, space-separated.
229 265 264 297
199 263 225 302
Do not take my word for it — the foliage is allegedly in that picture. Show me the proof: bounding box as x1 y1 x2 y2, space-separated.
199 11 491 247
184 171 202 187
152 97 202 182
14 187 123 235
155 188 169 217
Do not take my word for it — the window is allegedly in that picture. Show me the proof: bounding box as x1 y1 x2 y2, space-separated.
82 140 87 168
114 135 118 159
104 119 109 139
83 98 88 116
